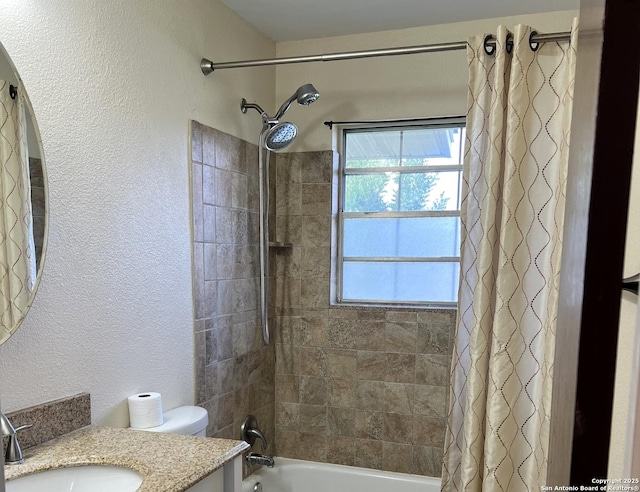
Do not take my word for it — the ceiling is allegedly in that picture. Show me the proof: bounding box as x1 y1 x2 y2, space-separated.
220 0 579 42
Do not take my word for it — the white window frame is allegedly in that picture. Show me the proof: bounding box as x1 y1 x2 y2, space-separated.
334 116 465 307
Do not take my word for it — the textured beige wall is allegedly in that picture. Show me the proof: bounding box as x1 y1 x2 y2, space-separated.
0 0 275 426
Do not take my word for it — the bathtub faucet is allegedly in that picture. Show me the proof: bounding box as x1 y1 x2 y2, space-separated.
241 415 268 451
246 452 275 468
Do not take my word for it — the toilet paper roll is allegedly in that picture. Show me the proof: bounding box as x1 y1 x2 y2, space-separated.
128 392 164 429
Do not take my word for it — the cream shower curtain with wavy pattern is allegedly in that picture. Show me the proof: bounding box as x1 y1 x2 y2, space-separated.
0 81 36 332
441 21 578 491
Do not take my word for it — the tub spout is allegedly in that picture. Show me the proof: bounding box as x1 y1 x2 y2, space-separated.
246 452 275 468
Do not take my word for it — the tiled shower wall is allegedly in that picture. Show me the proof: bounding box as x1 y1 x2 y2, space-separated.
272 151 456 477
190 125 456 478
190 121 275 448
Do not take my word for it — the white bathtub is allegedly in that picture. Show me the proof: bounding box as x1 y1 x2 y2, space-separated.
241 457 441 492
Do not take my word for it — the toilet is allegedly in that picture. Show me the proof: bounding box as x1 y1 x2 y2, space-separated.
132 405 208 437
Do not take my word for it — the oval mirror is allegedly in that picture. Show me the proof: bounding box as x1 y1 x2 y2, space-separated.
0 42 48 345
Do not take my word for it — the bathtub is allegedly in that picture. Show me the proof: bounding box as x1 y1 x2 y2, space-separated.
241 457 441 492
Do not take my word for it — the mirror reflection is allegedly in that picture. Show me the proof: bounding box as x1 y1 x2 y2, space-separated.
0 44 47 344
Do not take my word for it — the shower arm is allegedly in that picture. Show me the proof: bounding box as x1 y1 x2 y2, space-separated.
241 99 279 127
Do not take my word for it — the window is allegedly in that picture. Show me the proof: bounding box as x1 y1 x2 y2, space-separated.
336 118 465 306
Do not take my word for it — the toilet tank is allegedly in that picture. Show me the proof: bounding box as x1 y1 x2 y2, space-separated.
136 406 208 436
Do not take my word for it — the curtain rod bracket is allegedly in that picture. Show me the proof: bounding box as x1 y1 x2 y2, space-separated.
201 59 215 76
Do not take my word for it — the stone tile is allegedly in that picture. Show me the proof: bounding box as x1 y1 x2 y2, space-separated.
414 416 446 447
300 247 330 278
215 207 234 244
192 163 203 242
203 164 216 205
275 214 302 244
385 310 418 323
275 316 301 345
276 402 299 429
277 182 301 216
275 429 300 458
328 407 355 437
413 445 444 477
191 121 203 163
300 151 333 184
215 129 244 172
385 353 415 383
300 376 328 405
276 153 302 184
299 404 327 434
415 354 450 386
417 322 451 355
202 126 216 166
205 363 218 401
356 321 386 351
216 315 234 361
385 322 417 353
205 329 218 365
328 318 356 349
329 378 356 408
204 243 216 281
383 382 414 414
193 242 205 319
204 280 216 318
356 380 384 411
354 439 383 470
300 280 329 309
217 391 235 429
383 413 414 444
215 168 233 207
300 347 327 376
217 358 235 394
231 171 248 209
298 433 328 462
301 183 331 216
327 349 357 379
275 247 301 278
327 436 355 466
300 316 328 347
275 277 301 310
276 375 300 403
414 385 447 418
382 442 413 474
357 351 387 380
203 204 216 243
355 411 383 440
275 340 300 375
301 215 331 247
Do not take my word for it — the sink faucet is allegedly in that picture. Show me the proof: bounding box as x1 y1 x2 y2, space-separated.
1 413 32 465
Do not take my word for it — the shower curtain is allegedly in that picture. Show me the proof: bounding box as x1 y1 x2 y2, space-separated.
442 20 578 491
0 80 36 333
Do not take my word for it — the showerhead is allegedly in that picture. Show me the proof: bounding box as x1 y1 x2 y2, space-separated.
274 83 320 119
263 122 298 151
295 83 320 105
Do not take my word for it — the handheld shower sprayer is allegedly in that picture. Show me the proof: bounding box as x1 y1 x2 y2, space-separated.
240 83 320 347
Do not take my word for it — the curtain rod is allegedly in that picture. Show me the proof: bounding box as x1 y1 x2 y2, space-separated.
323 115 465 129
201 31 570 75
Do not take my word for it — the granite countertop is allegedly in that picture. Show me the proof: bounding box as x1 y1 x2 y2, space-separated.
4 426 250 491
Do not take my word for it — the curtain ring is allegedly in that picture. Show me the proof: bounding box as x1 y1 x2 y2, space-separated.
483 35 495 55
9 84 17 100
506 33 514 54
529 31 540 52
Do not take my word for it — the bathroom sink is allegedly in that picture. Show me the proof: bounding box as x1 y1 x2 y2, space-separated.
6 465 143 492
